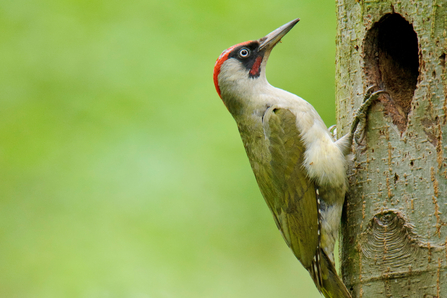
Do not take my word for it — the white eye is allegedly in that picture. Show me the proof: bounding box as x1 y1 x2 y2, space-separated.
239 48 250 58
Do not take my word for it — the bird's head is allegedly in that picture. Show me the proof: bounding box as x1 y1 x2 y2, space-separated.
213 18 299 113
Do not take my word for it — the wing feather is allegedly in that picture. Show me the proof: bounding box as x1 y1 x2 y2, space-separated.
261 106 319 270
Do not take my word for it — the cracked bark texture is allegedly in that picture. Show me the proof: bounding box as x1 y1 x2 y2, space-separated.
336 1 447 297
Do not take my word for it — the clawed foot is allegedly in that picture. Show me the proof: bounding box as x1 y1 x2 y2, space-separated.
350 86 389 144
328 125 337 140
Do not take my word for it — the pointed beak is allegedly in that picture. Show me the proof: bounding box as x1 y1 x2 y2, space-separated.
259 18 300 51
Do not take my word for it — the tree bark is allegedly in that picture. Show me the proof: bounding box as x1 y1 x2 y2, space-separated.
336 1 447 297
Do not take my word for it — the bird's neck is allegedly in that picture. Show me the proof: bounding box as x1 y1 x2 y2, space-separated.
221 79 274 117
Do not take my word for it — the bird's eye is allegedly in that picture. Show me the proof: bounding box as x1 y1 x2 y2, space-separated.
239 48 250 58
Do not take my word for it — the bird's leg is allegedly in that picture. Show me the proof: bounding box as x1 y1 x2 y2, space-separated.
334 87 388 155
328 125 338 140
350 88 388 144
330 86 376 142
348 85 378 137
331 86 378 143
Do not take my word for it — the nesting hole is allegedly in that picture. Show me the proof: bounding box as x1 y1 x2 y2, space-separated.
364 13 419 133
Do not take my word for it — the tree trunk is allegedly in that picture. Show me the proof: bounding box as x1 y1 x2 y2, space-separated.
336 1 447 297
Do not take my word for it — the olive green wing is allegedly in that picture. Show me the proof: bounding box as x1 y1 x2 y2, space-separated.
261 106 319 271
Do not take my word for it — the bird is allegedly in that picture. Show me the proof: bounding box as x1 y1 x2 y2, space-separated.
213 18 384 298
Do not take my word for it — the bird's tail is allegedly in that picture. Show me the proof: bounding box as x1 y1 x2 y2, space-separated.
309 250 352 298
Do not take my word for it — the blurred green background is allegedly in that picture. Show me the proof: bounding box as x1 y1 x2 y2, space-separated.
0 0 336 297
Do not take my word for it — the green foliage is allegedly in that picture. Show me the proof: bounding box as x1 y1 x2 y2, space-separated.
0 0 335 297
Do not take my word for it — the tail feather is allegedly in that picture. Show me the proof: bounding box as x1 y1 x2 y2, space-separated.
308 250 351 298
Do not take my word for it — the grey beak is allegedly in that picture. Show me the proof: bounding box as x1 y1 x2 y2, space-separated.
259 18 300 51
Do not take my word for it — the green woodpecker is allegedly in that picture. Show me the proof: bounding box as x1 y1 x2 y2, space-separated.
213 19 384 298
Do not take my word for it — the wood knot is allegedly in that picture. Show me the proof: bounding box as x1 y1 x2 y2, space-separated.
361 210 420 270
